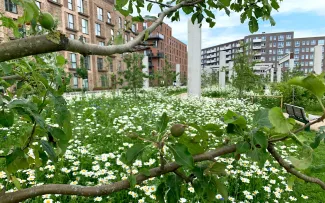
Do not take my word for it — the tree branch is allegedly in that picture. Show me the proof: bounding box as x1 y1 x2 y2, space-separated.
0 0 199 62
269 113 325 143
0 75 23 81
267 143 325 190
145 0 172 7
0 145 236 203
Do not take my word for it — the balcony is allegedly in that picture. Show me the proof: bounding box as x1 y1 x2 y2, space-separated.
225 45 232 50
220 47 225 51
255 52 262 56
253 46 261 50
236 43 241 47
225 51 231 55
253 39 262 43
148 33 164 40
148 52 164 58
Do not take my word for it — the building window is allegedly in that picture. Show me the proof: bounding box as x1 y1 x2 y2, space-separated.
262 36 266 41
286 34 292 39
309 61 314 66
302 48 305 52
143 22 147 29
98 41 105 46
73 74 78 88
311 40 316 45
285 49 290 53
36 1 41 8
286 41 291 46
68 0 73 10
5 0 17 13
302 41 306 45
270 43 273 48
311 47 315 52
84 56 90 70
273 49 276 54
68 14 74 29
97 7 103 21
310 54 314 59
101 75 108 87
284 62 289 67
278 42 284 48
70 53 77 69
294 55 299 59
111 29 114 40
273 42 277 47
318 40 325 45
77 0 84 13
306 55 309 59
301 55 304 59
95 23 101 36
273 36 277 40
277 49 284 54
107 12 112 23
295 41 300 47
81 19 88 34
70 34 75 39
278 35 284 41
132 24 136 32
301 62 304 66
118 17 122 29
97 57 103 70
306 48 310 52
306 41 310 45
294 48 300 54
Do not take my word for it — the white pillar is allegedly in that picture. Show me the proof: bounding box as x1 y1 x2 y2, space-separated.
289 59 295 72
270 68 274 83
142 56 149 89
187 19 201 97
276 64 281 83
314 45 322 74
219 51 226 89
176 64 181 87
228 61 234 82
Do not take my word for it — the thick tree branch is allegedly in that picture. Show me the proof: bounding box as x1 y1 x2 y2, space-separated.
0 0 200 62
0 144 236 203
268 143 325 190
1 75 23 81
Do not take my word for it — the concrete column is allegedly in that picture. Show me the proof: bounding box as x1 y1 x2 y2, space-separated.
270 68 274 83
314 45 322 74
228 61 234 82
187 19 201 96
289 59 295 72
142 56 149 89
219 51 226 89
176 64 181 87
276 64 281 83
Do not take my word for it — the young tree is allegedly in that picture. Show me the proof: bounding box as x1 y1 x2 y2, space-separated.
232 43 261 97
3 1 325 203
155 58 178 87
75 56 89 91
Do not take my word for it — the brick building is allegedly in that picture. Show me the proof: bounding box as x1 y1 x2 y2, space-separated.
0 0 188 90
137 21 188 85
202 31 325 74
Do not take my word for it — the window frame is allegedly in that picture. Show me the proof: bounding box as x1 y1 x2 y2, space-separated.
81 19 88 34
68 14 74 29
97 7 103 21
5 0 18 13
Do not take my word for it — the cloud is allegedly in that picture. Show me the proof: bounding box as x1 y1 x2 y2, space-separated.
277 0 325 15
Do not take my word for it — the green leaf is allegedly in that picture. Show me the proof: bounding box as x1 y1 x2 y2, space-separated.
116 0 128 8
219 0 231 6
156 182 166 203
182 6 194 14
202 124 223 136
0 62 13 74
214 178 228 201
240 12 247 23
11 175 21 190
6 148 29 173
169 143 194 169
288 156 312 170
166 174 182 203
271 0 280 10
0 110 14 127
248 17 259 33
269 16 276 26
269 107 295 134
144 29 150 41
8 99 38 112
205 162 227 176
253 108 272 128
310 131 325 149
179 135 205 155
247 148 268 168
236 141 251 154
288 74 325 99
204 9 215 18
147 3 153 12
253 131 268 150
126 143 147 165
132 16 144 22
56 55 66 66
128 175 136 189
40 140 57 162
156 112 169 133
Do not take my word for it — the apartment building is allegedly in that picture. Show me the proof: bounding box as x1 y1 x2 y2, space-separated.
202 31 325 74
1 0 188 90
137 21 188 84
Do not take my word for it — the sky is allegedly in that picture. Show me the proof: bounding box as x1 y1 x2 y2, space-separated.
141 0 325 48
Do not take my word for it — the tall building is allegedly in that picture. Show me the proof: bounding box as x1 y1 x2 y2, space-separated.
137 21 188 85
0 0 187 90
201 31 325 74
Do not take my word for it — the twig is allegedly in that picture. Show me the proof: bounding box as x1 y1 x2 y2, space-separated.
22 122 37 151
269 113 325 143
145 0 172 7
1 75 23 81
267 143 325 190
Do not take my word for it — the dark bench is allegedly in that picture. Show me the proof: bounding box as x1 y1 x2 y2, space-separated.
284 103 319 131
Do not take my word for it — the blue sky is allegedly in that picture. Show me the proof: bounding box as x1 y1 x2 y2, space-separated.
149 0 325 48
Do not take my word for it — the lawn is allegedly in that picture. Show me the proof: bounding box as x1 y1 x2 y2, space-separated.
0 89 321 202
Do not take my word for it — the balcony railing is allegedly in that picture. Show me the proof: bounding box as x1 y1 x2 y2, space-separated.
253 46 261 50
148 33 164 40
253 39 262 43
147 52 164 58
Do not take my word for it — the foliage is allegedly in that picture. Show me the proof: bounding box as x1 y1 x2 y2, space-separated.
76 56 88 80
120 53 146 97
232 43 263 97
154 58 178 87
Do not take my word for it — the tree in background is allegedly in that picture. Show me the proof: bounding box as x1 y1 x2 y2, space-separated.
232 43 261 97
155 58 178 87
75 55 89 91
